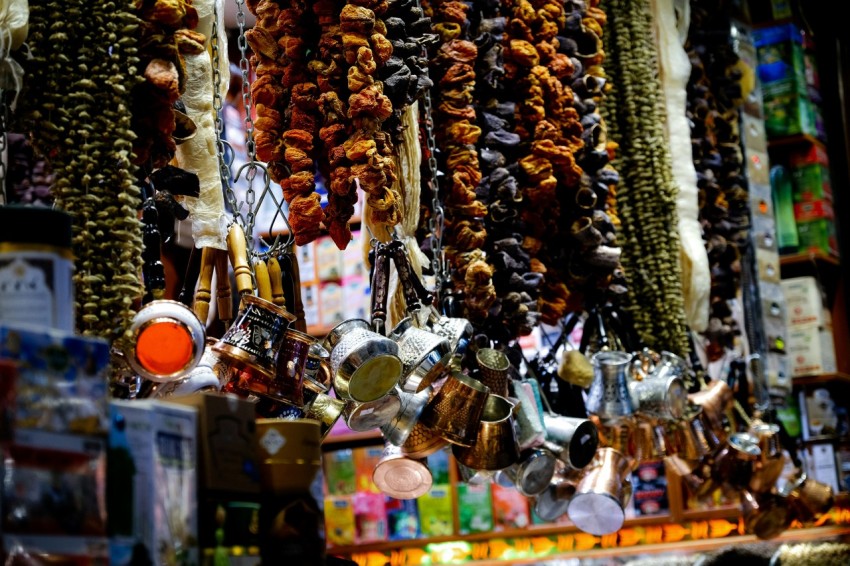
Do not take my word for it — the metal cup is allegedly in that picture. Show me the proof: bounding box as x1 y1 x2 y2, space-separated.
567 447 634 535
401 420 449 459
301 387 345 440
779 472 835 522
586 351 635 423
688 379 734 433
429 315 473 353
372 443 433 499
381 386 433 446
452 394 520 471
748 422 785 493
390 317 452 393
741 489 790 540
496 447 558 497
713 432 761 489
542 414 599 470
671 407 717 461
324 318 403 402
271 328 317 407
476 348 511 398
127 299 207 383
342 388 402 432
628 366 687 420
419 371 490 447
634 418 668 462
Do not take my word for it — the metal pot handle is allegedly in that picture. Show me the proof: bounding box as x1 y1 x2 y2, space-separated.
370 242 392 336
388 239 434 313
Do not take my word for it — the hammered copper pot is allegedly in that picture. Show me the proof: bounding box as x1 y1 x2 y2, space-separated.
419 371 490 446
688 379 734 433
567 447 634 535
713 432 761 489
372 443 433 499
741 489 790 540
779 472 835 522
452 394 520 471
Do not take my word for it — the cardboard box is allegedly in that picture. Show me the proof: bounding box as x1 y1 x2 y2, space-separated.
753 23 808 87
353 491 388 543
296 242 317 283
108 400 198 566
804 442 840 493
781 276 828 327
787 325 837 377
323 448 356 495
632 460 669 516
315 236 343 281
353 445 384 494
164 392 260 495
796 217 839 257
324 495 356 546
301 283 320 329
341 274 369 321
761 78 819 139
319 281 344 328
385 497 420 540
417 484 454 537
0 324 111 435
491 483 531 530
457 483 493 534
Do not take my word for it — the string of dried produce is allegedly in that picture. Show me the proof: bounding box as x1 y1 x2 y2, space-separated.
247 0 324 247
598 0 690 357
686 1 749 360
15 0 144 343
425 0 495 326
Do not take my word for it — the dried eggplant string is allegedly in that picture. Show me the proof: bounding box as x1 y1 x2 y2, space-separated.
599 0 690 357
15 0 144 345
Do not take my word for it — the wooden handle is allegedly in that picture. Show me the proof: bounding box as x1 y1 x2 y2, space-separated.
227 223 254 296
254 258 273 302
267 256 286 307
193 247 217 323
287 250 307 333
214 248 233 323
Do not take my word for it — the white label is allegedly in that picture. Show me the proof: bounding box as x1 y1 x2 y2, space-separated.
0 258 54 328
260 427 286 456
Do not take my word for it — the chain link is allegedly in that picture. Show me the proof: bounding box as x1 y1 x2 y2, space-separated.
421 84 447 292
0 90 7 205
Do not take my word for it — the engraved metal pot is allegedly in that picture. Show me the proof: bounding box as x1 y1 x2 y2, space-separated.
628 356 688 420
495 447 558 497
323 318 403 403
381 386 433 446
342 388 402 432
586 351 635 423
304 342 332 392
542 414 599 470
475 348 511 398
390 317 452 393
452 394 520 471
713 432 761 489
429 314 473 353
779 472 835 522
419 371 490 447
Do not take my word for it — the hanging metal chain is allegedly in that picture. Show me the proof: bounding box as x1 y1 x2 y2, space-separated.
0 90 7 205
421 87 447 292
211 1 241 229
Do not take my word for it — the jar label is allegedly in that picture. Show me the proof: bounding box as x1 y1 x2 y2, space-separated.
0 256 72 331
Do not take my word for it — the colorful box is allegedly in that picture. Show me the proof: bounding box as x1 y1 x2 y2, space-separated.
301 283 321 329
315 236 343 281
296 241 317 283
319 281 344 329
491 483 531 531
323 448 356 496
456 483 493 534
353 445 384 494
632 460 669 516
324 495 356 546
796 217 839 257
108 400 198 566
790 144 832 204
0 324 111 435
385 497 420 540
781 276 828 327
353 491 388 543
753 23 808 88
427 448 452 485
417 484 454 537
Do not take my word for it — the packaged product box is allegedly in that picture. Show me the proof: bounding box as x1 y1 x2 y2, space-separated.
631 460 669 516
836 445 850 493
108 399 198 566
296 241 317 283
341 274 368 321
801 388 840 439
0 323 111 435
324 495 356 546
796 217 839 257
385 497 420 540
315 236 343 281
343 230 367 278
491 483 531 531
353 445 384 494
323 448 356 495
417 484 455 537
319 281 344 329
353 491 388 543
757 249 781 284
300 283 321 329
804 442 840 493
427 448 452 485
456 483 493 534
753 22 808 88
781 276 828 327
760 78 819 139
790 144 832 203
787 324 837 377
165 392 260 494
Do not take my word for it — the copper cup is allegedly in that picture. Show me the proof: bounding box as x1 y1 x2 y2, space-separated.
453 394 520 471
476 348 511 398
665 454 717 501
372 443 433 499
688 379 734 434
381 386 432 446
741 489 790 540
542 414 599 470
533 464 584 522
634 418 668 462
401 420 449 459
713 432 761 489
496 447 558 497
270 328 316 407
214 294 296 378
671 407 714 461
419 371 489 446
779 473 835 522
567 447 634 535
748 422 785 493
342 388 402 432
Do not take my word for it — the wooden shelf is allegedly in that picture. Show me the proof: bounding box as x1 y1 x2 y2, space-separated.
321 429 382 448
767 133 827 153
680 505 740 522
780 250 841 270
792 372 850 386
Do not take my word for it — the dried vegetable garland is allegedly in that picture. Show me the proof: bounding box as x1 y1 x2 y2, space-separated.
598 0 690 357
15 0 144 343
686 0 748 360
424 0 496 326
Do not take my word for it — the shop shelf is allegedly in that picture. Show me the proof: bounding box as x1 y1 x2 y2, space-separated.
321 429 383 449
767 133 827 154
780 250 841 270
792 372 850 387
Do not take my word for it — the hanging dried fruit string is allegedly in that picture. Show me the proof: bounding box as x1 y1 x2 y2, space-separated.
598 0 691 357
15 0 145 344
424 0 495 327
686 1 749 361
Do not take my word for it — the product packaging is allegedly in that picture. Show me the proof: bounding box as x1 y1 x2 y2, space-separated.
416 484 455 537
385 497 420 540
324 495 356 546
323 448 356 495
491 483 531 531
457 483 493 534
353 491 388 543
